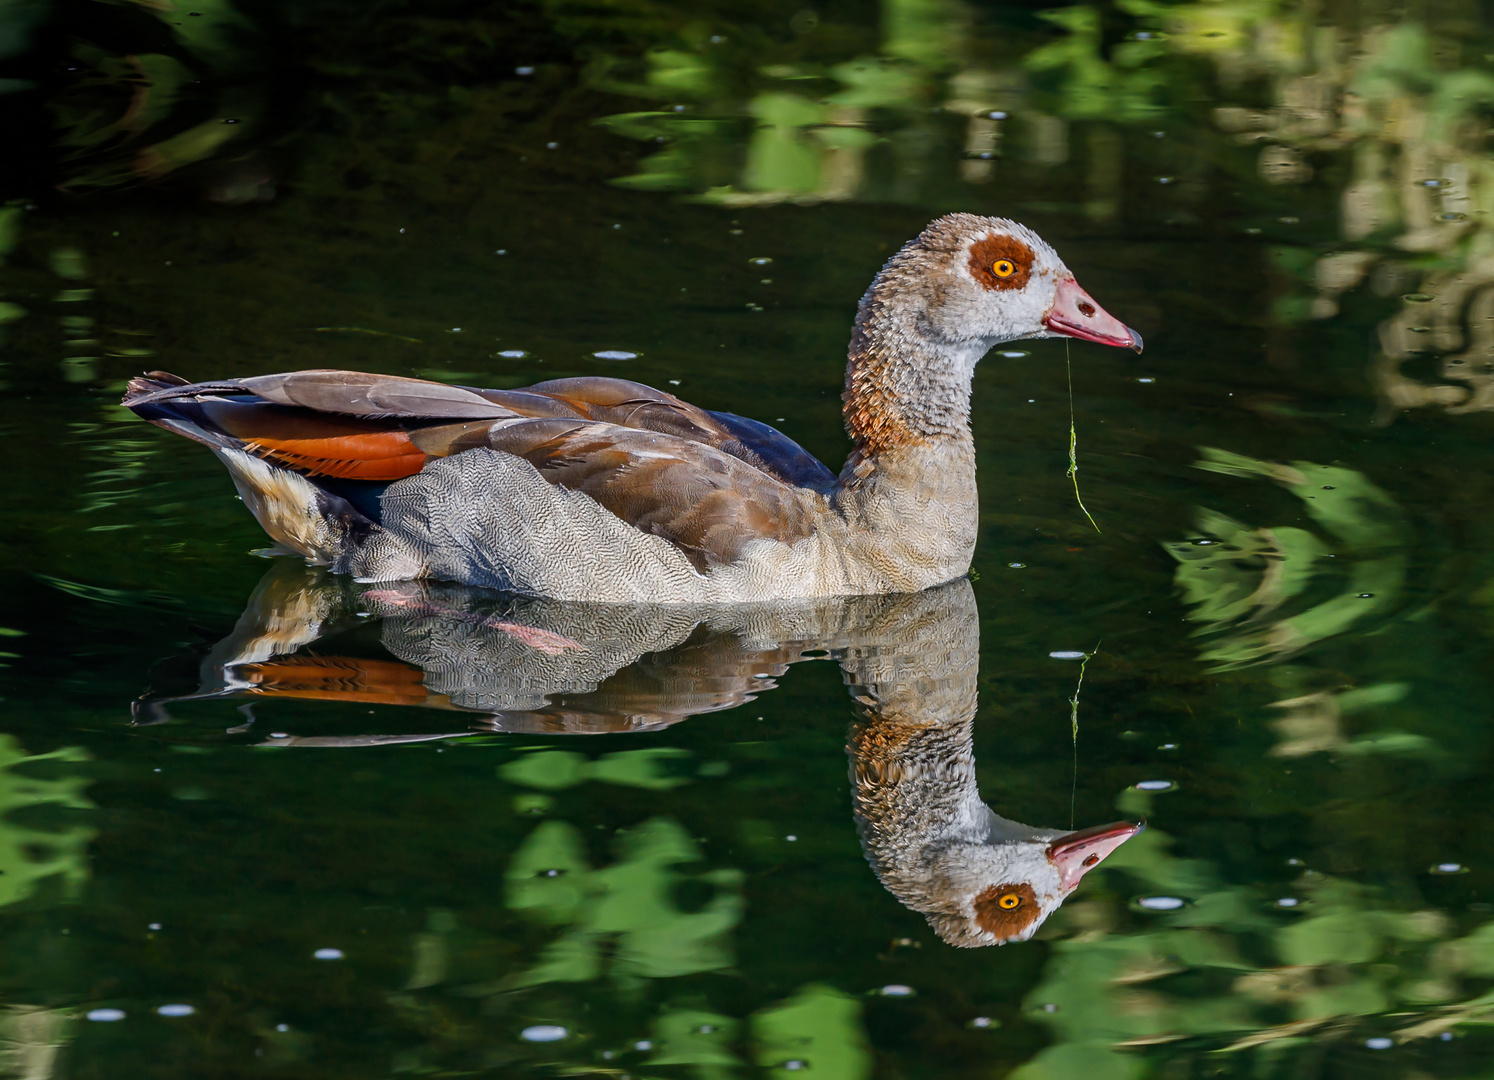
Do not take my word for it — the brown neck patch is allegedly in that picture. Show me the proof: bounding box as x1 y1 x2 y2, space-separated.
968 234 1034 292
973 882 1043 942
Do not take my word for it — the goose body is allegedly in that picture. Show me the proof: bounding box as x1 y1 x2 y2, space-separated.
123 214 1140 602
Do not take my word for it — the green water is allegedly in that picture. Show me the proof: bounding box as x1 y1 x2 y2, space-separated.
2 0 1494 1075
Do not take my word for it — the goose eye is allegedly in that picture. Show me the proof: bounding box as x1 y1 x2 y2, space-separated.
998 892 1021 910
992 259 1017 278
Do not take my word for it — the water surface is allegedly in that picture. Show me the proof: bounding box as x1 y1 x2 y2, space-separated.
1 0 1493 1076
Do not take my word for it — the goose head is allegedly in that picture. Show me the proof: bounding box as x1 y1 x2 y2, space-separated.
863 213 1143 359
920 818 1144 947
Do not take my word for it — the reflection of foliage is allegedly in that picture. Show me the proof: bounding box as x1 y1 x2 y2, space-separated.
505 815 743 986
1163 447 1407 669
1019 795 1494 1078
40 0 281 196
383 747 874 1079
0 1005 73 1080
499 747 694 791
500 747 739 988
0 735 93 908
753 984 871 1080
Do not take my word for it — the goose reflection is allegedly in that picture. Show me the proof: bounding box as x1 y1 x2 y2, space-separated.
139 561 1141 945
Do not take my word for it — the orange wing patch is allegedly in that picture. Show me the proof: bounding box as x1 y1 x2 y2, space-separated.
210 408 430 480
237 656 442 706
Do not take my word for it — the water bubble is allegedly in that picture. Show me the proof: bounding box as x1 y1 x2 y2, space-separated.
538 868 565 877
1041 1002 1059 1013
270 733 288 739
515 66 535 76
970 1016 995 1028
782 1061 808 1071
313 948 344 960
1137 376 1155 383
1402 294 1435 303
593 350 638 361
999 350 1030 358
521 1025 568 1042
1358 593 1375 599
880 984 915 997
1189 538 1217 546
158 1004 195 1017
148 923 162 930
634 1040 653 1051
495 249 507 255
1132 30 1155 39
1158 743 1178 750
1135 780 1175 792
1007 562 1026 569
1441 1032 1454 1041
1137 896 1185 911
1245 227 1261 234
276 1023 289 1032
785 834 798 842
1278 216 1299 224
87 1009 126 1022
1437 211 1469 222
1365 1037 1393 1050
749 257 773 265
1431 862 1468 875
986 110 1008 120
1420 178 1451 188
698 1024 715 1033
1408 326 1431 333
1275 897 1300 908
497 350 528 359
1155 176 1175 185
545 142 558 150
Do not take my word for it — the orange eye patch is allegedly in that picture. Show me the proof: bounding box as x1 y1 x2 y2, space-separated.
974 882 1042 941
969 235 1033 291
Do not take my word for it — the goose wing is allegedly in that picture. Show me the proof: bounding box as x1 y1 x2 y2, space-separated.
407 416 825 571
124 370 830 571
124 369 837 490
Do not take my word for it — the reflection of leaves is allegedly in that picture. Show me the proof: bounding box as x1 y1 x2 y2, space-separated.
500 747 694 790
504 816 743 987
646 1007 743 1075
1163 447 1407 668
0 736 94 908
751 984 871 1080
1023 804 1494 1074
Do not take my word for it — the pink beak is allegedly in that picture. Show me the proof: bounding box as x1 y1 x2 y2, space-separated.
1047 819 1146 892
1044 276 1143 353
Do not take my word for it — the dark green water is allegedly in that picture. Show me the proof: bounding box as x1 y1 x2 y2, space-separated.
2 0 1494 1076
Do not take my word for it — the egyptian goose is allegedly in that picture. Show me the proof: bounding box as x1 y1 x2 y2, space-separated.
123 213 1140 602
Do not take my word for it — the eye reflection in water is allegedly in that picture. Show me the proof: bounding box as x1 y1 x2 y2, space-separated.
137 561 1141 947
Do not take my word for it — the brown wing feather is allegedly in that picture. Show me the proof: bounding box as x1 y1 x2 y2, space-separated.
474 418 825 572
125 370 836 496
